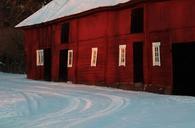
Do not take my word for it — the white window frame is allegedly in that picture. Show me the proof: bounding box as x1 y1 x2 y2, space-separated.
36 49 44 66
152 42 161 66
91 48 98 67
119 45 126 66
67 50 73 68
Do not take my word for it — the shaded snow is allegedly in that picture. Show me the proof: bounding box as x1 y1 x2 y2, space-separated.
1 72 195 128
15 0 130 27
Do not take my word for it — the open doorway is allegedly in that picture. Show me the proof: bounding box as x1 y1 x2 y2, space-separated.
133 42 144 83
131 8 144 33
44 48 51 81
172 43 195 96
59 49 68 81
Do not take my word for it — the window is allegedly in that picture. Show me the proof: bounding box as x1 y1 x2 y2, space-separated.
67 50 73 67
119 45 126 66
36 49 44 66
61 23 70 43
91 48 98 67
152 42 161 66
131 8 144 33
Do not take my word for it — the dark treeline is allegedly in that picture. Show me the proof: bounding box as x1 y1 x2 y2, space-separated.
0 0 51 73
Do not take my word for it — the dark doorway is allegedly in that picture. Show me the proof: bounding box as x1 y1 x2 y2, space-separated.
61 23 70 43
172 43 195 96
44 48 51 81
131 8 144 33
133 42 144 83
59 49 68 81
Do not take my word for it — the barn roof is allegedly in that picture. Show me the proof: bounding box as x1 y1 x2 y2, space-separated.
15 0 131 28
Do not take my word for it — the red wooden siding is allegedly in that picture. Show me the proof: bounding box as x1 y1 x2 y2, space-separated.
146 0 195 93
23 0 195 94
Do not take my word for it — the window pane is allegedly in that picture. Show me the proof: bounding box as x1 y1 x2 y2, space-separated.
119 45 126 66
67 50 73 67
91 48 98 67
152 42 161 66
36 49 44 66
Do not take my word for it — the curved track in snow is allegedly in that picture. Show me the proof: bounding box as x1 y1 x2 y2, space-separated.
1 72 195 128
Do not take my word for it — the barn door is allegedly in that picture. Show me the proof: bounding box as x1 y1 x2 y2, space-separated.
133 42 144 83
172 43 195 96
44 48 51 81
59 49 68 81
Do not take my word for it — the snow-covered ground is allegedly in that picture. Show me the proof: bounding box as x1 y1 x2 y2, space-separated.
0 72 195 128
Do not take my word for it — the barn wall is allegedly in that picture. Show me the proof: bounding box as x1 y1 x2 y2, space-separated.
78 12 108 41
145 0 195 93
148 32 172 89
23 0 195 94
24 2 146 90
76 38 106 85
74 8 138 88
147 0 195 32
24 30 33 79
24 25 53 80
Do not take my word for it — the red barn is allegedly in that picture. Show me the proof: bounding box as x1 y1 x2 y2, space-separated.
16 0 195 96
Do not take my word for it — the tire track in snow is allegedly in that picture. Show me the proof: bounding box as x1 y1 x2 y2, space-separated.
0 75 130 128
33 88 129 128
65 93 129 128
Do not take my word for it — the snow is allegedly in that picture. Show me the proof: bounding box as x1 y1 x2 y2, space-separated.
1 72 195 128
15 0 130 27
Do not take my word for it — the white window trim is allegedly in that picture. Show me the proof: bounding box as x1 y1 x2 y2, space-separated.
36 49 44 66
152 42 161 66
67 50 73 68
119 45 126 66
91 48 98 67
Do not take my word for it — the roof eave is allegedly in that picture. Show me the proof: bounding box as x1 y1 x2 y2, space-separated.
15 0 147 29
